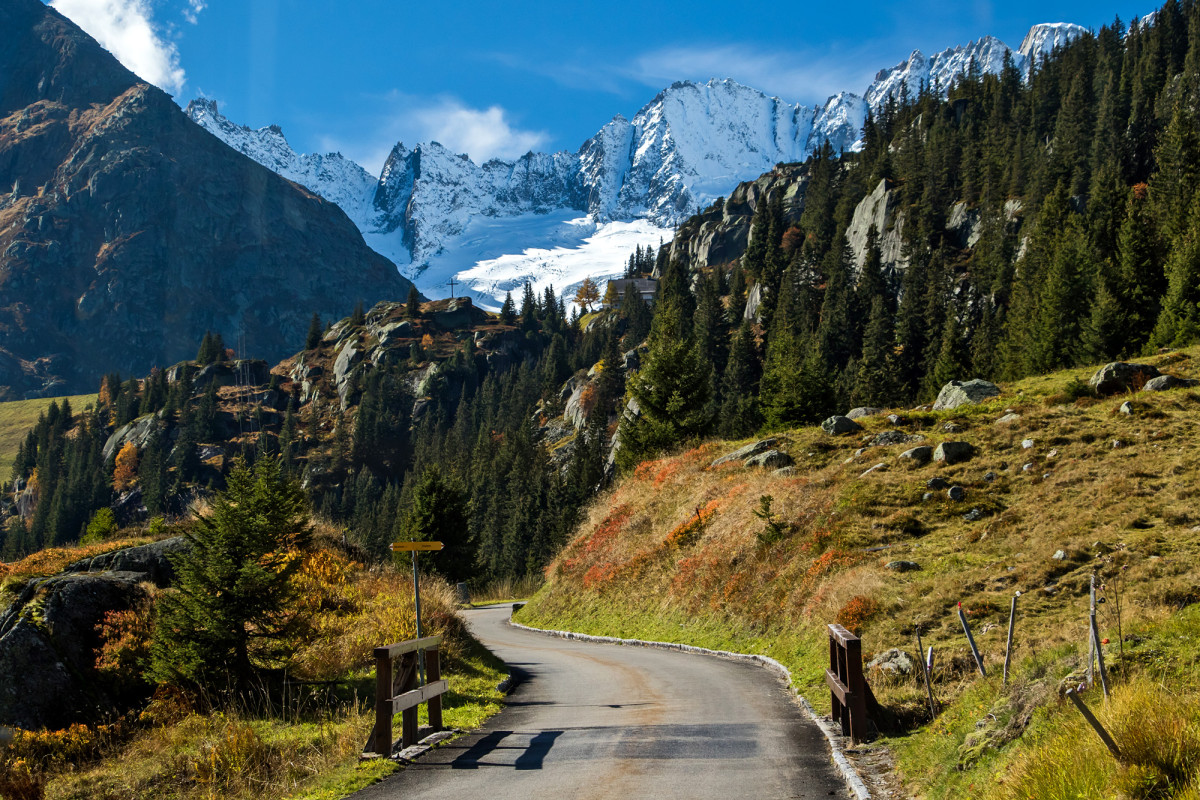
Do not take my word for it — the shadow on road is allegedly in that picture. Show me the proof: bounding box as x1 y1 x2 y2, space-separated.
450 730 564 770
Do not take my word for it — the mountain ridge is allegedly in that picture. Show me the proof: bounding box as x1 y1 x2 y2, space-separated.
186 21 1087 305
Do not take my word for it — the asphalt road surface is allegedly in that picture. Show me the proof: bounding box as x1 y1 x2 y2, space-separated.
350 605 846 799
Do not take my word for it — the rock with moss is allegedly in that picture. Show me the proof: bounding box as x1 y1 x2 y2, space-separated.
932 379 1000 411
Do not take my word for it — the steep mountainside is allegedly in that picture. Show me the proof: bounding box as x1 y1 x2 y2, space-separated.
186 21 1085 306
0 0 416 399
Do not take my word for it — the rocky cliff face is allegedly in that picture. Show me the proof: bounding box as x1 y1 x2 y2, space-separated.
0 0 416 399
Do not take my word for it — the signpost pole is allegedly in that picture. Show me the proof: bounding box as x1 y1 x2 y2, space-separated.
411 546 426 684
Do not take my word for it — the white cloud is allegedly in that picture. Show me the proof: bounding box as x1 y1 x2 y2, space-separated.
412 100 548 162
629 43 880 104
317 94 549 176
183 0 206 25
49 0 186 94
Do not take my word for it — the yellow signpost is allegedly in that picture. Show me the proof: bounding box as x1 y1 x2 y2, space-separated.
390 541 444 552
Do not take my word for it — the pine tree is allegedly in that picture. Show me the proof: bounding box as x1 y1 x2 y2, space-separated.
1152 191 1200 347
400 465 474 582
617 302 712 470
151 457 310 689
406 286 422 319
500 291 517 325
305 313 323 350
350 300 365 327
851 295 898 407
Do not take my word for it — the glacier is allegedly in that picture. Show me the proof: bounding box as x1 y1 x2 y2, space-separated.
186 20 1087 309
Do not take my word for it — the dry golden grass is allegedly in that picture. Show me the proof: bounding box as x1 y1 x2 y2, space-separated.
2 548 504 800
0 394 98 479
522 346 1200 798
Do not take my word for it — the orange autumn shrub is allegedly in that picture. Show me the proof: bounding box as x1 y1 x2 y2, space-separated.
664 499 720 548
836 595 880 633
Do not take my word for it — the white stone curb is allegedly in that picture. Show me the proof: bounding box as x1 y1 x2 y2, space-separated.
508 617 871 800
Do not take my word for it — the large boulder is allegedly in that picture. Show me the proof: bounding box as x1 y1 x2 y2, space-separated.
1089 362 1161 396
821 416 863 435
65 536 190 587
1142 374 1199 392
0 572 146 729
745 450 793 469
711 438 780 467
846 407 883 420
932 379 1001 411
934 441 975 464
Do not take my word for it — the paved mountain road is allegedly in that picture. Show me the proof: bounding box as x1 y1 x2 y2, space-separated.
350 605 846 799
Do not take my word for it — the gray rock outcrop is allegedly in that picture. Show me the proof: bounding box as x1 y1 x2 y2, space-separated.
899 446 934 466
711 438 780 467
821 416 863 435
1142 374 1199 392
1088 362 1162 396
846 407 884 420
932 379 1001 411
745 450 793 469
935 441 975 464
866 648 915 676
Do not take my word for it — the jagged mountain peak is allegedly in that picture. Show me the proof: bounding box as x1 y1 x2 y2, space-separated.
1019 22 1089 64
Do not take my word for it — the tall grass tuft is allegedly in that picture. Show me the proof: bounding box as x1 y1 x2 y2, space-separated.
993 679 1200 800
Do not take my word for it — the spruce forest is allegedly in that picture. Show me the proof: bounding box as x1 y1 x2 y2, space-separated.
3 1 1200 592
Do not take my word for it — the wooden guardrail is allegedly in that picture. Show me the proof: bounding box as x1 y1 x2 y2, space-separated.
826 623 872 743
367 635 447 757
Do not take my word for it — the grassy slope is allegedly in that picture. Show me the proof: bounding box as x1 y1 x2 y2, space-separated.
519 347 1200 798
0 393 98 478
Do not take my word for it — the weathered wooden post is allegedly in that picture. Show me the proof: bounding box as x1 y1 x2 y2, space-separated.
915 625 938 720
958 603 987 677
1003 592 1019 687
426 644 444 732
399 651 420 748
826 624 870 742
1066 689 1122 760
373 647 393 757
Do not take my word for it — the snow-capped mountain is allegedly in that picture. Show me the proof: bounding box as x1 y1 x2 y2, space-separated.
186 20 1087 308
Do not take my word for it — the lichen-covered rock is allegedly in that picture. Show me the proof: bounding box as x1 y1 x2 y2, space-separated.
711 438 779 467
745 450 793 469
899 446 934 465
935 441 975 464
885 561 922 573
867 648 915 676
868 430 925 448
65 536 190 587
1088 362 1162 395
846 407 883 420
932 379 1001 410
0 572 146 729
821 415 863 435
1142 374 1199 392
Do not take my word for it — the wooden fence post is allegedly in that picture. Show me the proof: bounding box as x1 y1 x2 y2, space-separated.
1066 689 1122 760
1003 593 1018 688
915 625 938 720
400 651 419 748
826 624 871 742
958 603 987 677
373 647 392 757
426 645 444 732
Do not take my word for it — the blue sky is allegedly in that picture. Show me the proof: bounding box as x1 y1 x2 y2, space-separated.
48 0 1153 175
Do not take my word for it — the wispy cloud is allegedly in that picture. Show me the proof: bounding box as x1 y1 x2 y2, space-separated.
628 43 881 104
183 0 206 25
317 94 550 176
50 0 187 93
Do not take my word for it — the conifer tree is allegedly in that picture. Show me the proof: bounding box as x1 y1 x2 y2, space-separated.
305 313 323 350
151 457 310 689
406 286 422 319
500 291 517 325
400 465 473 581
617 301 712 470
